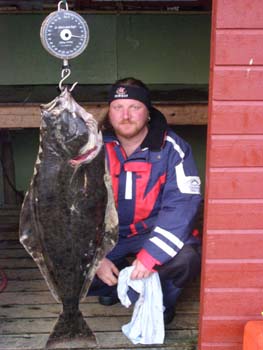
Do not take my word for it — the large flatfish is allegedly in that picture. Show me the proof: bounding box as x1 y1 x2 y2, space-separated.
19 88 118 348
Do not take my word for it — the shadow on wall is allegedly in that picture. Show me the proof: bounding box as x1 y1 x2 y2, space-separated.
0 129 39 207
0 130 26 207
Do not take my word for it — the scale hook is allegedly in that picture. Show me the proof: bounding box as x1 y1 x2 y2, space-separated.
59 68 78 92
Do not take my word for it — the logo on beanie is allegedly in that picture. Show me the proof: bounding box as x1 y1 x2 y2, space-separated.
114 87 128 98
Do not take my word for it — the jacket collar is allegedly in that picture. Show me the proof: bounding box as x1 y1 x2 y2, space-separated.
141 107 168 151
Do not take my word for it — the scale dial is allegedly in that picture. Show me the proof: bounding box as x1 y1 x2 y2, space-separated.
40 9 89 60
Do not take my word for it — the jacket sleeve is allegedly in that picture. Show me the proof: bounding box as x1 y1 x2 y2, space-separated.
137 135 202 271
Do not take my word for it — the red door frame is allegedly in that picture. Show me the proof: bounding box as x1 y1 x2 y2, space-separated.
198 1 263 349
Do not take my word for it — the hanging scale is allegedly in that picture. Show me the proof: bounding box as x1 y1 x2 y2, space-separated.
40 0 89 90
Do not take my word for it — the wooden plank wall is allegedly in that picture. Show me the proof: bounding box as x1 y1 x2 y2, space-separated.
198 1 263 349
0 104 208 128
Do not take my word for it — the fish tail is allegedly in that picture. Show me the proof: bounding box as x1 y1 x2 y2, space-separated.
45 309 96 348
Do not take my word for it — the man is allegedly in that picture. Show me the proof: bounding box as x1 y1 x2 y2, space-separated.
88 77 202 324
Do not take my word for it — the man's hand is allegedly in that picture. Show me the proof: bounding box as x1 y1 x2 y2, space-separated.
96 258 119 286
131 259 152 280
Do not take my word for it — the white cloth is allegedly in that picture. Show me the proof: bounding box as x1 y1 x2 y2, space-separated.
117 266 165 345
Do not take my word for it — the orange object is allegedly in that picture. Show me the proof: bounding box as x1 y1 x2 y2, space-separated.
243 321 263 350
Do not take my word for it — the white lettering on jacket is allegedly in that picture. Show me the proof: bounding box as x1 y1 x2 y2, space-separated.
175 162 201 194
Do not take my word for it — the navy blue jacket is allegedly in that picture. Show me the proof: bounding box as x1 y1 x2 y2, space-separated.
104 108 202 270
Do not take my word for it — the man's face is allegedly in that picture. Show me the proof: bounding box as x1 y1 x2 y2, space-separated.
109 99 149 139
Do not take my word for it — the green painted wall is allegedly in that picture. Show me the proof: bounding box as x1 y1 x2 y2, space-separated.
0 13 210 85
117 15 210 84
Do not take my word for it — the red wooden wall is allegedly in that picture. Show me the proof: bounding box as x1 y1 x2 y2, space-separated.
199 1 263 349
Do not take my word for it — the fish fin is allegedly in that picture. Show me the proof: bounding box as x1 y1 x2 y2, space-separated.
19 191 61 303
102 166 119 251
79 165 119 301
46 310 96 349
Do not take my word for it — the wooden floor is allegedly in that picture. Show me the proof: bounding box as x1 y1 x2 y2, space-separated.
0 207 200 350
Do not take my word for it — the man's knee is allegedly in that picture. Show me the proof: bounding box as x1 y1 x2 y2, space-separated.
157 244 201 288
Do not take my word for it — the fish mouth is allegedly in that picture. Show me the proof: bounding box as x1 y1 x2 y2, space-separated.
69 145 98 166
69 130 103 166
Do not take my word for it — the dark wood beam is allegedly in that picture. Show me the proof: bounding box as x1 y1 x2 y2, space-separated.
0 0 212 12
